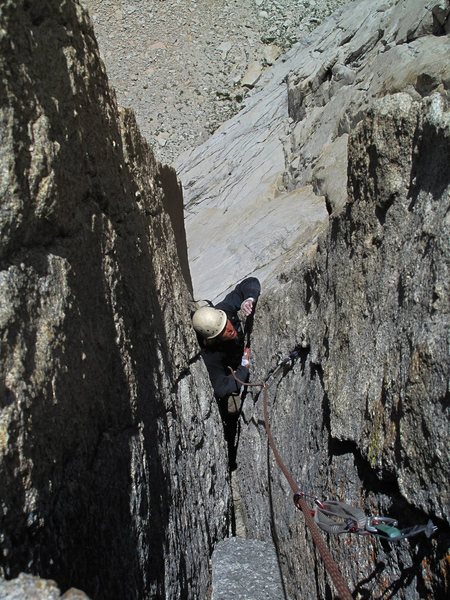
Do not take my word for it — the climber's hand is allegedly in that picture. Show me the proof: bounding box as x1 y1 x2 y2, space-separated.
241 347 251 367
240 297 254 316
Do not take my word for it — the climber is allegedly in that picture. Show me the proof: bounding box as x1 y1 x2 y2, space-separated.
192 277 261 400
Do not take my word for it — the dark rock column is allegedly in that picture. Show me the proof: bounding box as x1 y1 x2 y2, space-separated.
0 1 229 598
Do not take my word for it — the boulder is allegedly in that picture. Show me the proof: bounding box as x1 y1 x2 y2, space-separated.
211 537 286 600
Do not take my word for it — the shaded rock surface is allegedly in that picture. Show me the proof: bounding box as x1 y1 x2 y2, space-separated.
0 1 228 598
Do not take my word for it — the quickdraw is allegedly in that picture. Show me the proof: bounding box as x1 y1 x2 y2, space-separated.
311 498 437 543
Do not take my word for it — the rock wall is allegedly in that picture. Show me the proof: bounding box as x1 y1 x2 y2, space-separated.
81 0 350 165
1 0 449 599
176 0 450 597
238 91 449 600
178 0 450 304
0 1 229 598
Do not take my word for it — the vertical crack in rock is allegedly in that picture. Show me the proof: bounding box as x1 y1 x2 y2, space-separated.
1 0 450 599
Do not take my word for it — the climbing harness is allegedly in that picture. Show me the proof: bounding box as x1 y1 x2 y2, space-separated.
230 345 437 599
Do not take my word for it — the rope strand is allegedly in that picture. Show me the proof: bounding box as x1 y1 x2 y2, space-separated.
262 384 353 600
230 367 353 600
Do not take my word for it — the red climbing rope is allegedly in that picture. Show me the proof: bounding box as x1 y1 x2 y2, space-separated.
230 369 353 600
292 494 354 600
260 384 301 495
262 383 353 600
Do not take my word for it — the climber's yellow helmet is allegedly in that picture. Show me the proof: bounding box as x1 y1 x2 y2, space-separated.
192 306 227 339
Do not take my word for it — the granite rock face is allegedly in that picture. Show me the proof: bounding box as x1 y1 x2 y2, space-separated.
178 0 450 598
178 0 450 304
80 0 350 165
211 537 286 600
238 92 449 599
0 1 228 598
1 0 449 599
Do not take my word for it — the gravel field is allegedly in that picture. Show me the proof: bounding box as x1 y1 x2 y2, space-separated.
81 0 351 165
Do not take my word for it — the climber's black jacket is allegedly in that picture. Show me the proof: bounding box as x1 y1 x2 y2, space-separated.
201 277 261 399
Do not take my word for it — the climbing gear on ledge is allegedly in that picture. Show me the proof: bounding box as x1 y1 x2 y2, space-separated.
229 345 438 600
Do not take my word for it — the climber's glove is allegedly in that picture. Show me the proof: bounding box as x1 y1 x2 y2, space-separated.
241 347 251 367
240 297 255 317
